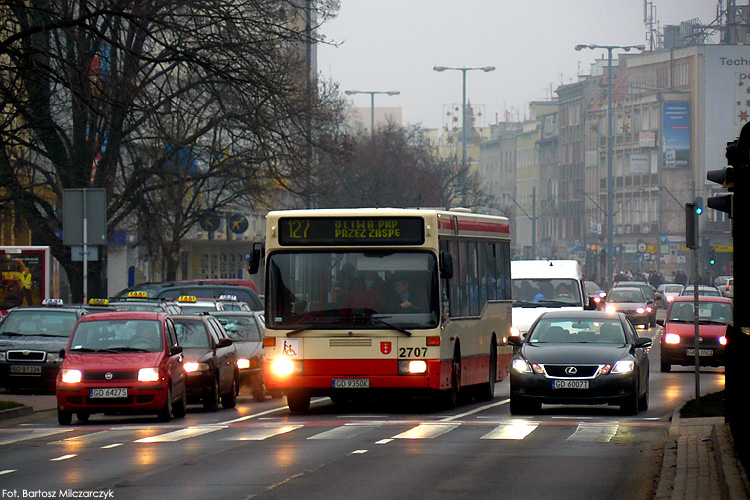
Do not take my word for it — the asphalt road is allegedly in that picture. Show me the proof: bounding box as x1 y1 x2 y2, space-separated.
0 321 725 500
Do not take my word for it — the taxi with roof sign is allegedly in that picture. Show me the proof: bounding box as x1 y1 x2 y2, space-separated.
176 295 226 314
216 294 253 312
109 291 182 315
0 300 93 392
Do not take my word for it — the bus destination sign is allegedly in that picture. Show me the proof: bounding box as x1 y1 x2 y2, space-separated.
278 216 425 246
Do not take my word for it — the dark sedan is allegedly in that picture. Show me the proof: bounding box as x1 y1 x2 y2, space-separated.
603 287 652 328
172 314 239 411
507 310 652 415
210 310 267 401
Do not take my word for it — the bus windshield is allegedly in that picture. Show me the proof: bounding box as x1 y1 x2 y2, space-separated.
267 250 439 330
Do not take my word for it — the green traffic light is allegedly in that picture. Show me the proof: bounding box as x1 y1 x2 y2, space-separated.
696 206 703 215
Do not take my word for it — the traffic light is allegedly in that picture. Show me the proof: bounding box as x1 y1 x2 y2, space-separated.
709 248 716 266
685 202 698 249
695 196 703 215
706 137 745 218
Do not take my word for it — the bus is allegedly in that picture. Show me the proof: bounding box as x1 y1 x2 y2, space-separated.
252 208 513 412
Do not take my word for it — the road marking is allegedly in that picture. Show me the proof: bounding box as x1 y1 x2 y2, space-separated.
375 438 393 445
351 450 368 454
391 423 459 440
101 443 123 449
0 469 16 476
567 423 619 442
50 454 77 461
440 398 510 422
481 420 539 440
223 424 303 441
308 423 381 440
135 425 227 443
0 429 73 446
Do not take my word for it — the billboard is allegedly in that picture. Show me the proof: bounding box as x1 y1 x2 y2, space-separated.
0 246 51 309
662 102 691 169
705 46 750 183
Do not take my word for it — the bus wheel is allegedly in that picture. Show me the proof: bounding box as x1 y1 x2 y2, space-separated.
475 339 497 402
287 390 311 413
440 351 461 409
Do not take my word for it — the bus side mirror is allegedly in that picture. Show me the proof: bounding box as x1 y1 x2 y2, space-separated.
247 242 264 275
440 251 453 280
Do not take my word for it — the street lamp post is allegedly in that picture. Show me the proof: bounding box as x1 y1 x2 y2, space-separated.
574 44 644 289
344 90 400 138
433 65 495 207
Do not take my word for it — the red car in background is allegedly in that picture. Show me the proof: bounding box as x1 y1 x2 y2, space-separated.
56 311 186 425
657 296 732 372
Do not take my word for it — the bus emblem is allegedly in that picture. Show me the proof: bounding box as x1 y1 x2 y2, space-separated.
380 342 392 355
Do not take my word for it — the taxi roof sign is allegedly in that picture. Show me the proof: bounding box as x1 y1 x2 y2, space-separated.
218 294 237 301
42 299 64 307
128 291 149 298
178 295 197 303
88 298 109 306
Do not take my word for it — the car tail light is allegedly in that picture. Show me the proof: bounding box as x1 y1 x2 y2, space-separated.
720 336 728 346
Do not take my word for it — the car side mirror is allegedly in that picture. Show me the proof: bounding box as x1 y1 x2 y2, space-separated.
216 338 233 348
656 319 664 327
585 297 597 310
58 348 66 359
169 345 183 356
634 337 652 349
507 336 523 347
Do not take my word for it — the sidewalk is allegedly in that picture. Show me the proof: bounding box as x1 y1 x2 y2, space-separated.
1 395 749 499
656 412 750 500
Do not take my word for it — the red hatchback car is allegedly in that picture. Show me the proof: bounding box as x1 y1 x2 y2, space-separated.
56 311 186 425
657 296 732 372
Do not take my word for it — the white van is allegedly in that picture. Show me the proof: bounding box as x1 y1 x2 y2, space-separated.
510 260 596 338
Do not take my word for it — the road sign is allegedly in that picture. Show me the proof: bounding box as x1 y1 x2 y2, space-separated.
62 189 107 245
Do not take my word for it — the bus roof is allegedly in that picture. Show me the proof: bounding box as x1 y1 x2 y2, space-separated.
511 260 582 280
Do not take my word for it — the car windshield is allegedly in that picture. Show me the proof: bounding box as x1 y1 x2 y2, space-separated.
69 319 163 352
215 316 262 342
607 289 645 303
682 287 721 297
0 310 78 337
616 283 653 300
174 320 210 348
664 285 683 294
668 302 732 324
267 250 439 330
527 318 626 344
512 278 583 306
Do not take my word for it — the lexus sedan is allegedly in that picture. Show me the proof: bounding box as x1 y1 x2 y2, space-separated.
507 310 651 415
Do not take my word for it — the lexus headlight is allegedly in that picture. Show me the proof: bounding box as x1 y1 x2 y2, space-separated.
612 360 635 374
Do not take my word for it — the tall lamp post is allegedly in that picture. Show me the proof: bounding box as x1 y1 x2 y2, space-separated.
433 65 495 206
344 90 400 138
574 44 644 288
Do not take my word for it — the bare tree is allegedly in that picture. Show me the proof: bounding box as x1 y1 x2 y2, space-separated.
0 0 344 300
315 123 447 208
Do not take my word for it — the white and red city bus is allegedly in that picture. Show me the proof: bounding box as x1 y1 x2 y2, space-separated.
256 208 513 412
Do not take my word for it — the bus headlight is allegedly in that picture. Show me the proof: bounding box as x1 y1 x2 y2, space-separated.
270 358 301 377
398 360 427 375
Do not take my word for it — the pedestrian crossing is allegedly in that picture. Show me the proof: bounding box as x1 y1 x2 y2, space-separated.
0 417 664 449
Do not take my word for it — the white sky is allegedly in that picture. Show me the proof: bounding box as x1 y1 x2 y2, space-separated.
317 0 721 129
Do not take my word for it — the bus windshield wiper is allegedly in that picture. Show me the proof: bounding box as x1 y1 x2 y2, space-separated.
287 319 337 337
366 316 412 337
